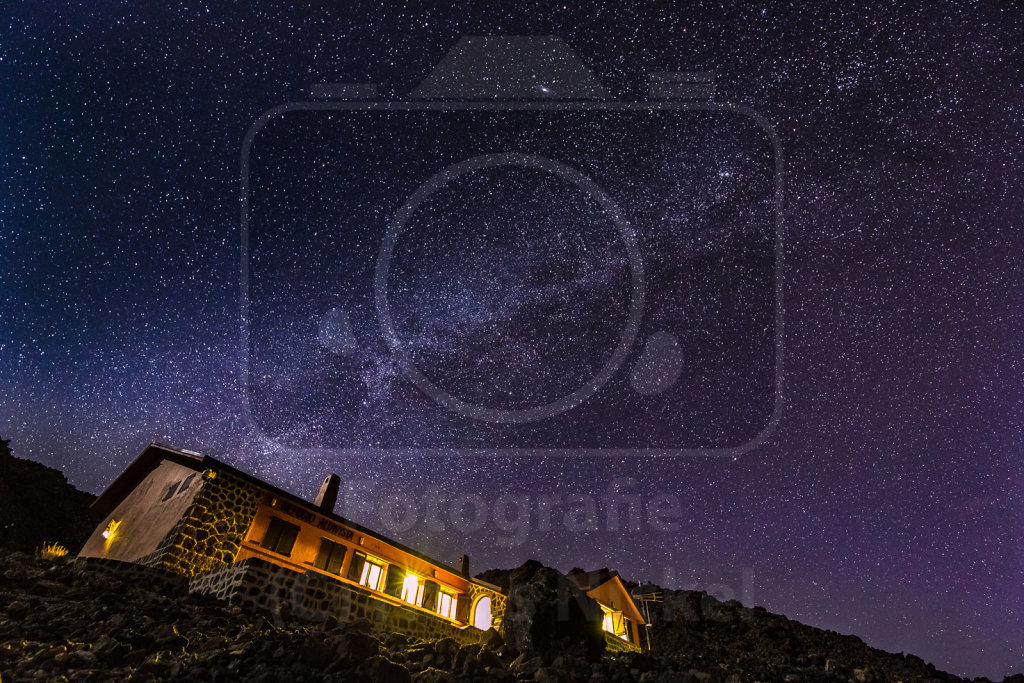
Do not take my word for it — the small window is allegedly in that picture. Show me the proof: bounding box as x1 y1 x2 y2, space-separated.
348 551 385 591
162 482 179 501
602 608 628 638
313 538 347 575
260 517 300 557
401 574 424 606
179 473 197 493
624 618 634 643
437 590 457 620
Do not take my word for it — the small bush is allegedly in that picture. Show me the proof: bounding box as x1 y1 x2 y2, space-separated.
37 542 69 560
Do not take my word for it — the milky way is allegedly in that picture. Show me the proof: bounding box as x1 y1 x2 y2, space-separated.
2 2 1022 678
246 103 775 447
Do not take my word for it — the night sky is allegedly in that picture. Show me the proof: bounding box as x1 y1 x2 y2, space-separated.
2 2 1023 678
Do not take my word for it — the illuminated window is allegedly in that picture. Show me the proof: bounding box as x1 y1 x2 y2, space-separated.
601 606 628 639
313 538 347 575
360 559 384 591
347 552 386 591
437 590 457 620
401 574 424 606
472 596 492 631
261 517 299 557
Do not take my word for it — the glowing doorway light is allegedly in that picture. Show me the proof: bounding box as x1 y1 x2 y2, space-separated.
401 574 423 606
473 596 492 631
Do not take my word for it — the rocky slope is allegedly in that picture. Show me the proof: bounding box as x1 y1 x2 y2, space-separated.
0 438 99 553
483 563 1024 683
0 444 1018 682
2 552 1021 683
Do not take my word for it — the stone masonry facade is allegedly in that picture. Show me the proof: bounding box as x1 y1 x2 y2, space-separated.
129 465 507 645
466 581 507 635
141 470 262 576
189 558 503 646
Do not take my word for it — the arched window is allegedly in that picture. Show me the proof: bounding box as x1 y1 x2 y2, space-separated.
472 596 492 631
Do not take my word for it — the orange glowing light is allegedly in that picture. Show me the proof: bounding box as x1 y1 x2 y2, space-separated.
101 519 121 541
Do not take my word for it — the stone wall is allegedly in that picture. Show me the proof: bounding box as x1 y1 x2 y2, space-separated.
190 558 494 647
142 470 262 577
467 581 507 634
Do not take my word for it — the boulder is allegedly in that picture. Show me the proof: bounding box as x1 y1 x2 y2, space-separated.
434 636 459 662
509 653 542 676
480 626 503 651
502 561 606 663
412 667 455 683
453 643 479 673
534 667 560 683
332 631 380 665
355 655 412 683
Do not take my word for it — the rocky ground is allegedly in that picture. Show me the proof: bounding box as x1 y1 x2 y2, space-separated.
1 551 1021 683
1 440 1020 682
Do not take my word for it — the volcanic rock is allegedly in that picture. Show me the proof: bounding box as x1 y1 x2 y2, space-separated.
501 560 607 663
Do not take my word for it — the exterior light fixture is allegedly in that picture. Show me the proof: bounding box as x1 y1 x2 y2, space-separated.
102 519 121 541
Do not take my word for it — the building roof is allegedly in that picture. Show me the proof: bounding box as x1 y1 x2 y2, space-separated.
568 567 618 591
92 442 502 593
568 567 646 625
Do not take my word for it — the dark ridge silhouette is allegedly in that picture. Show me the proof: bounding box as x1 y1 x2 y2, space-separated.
0 437 99 553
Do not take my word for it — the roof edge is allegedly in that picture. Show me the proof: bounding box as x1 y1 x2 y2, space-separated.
90 443 205 517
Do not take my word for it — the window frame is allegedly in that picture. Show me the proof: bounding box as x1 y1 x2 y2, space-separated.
313 537 347 575
472 596 492 631
437 589 457 620
260 516 300 557
601 606 629 638
401 573 424 607
358 556 385 591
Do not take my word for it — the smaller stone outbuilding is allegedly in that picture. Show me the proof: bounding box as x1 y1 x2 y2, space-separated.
568 568 647 652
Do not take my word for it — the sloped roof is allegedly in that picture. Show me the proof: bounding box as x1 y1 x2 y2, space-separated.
568 567 646 625
568 567 616 591
90 443 204 517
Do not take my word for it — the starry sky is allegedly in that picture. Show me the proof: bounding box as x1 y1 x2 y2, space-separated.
2 2 1023 678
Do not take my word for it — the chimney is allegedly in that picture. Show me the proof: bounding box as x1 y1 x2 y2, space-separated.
314 474 340 512
456 553 470 576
